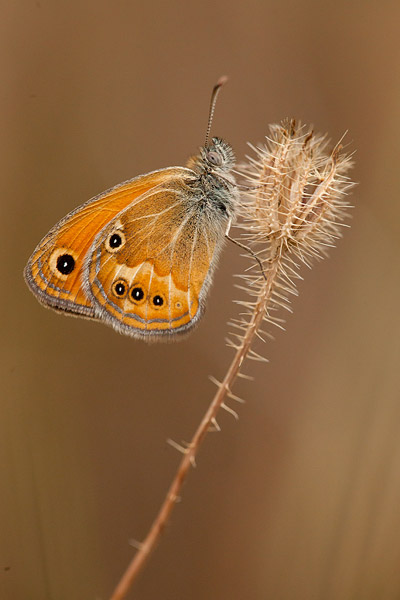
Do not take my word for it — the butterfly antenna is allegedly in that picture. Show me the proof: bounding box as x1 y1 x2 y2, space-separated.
204 75 228 149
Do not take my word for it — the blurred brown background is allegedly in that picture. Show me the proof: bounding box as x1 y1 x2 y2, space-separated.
1 2 400 599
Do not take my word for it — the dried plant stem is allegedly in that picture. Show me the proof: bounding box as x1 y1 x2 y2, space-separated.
109 257 280 600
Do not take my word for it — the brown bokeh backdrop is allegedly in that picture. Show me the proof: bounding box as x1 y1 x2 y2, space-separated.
1 2 400 599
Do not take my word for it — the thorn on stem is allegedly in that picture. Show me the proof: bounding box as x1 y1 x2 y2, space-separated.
227 390 245 404
237 372 254 381
221 402 239 420
208 375 222 388
209 417 221 431
129 539 144 550
167 439 188 455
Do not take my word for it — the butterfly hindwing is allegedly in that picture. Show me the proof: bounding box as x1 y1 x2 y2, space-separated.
84 175 227 338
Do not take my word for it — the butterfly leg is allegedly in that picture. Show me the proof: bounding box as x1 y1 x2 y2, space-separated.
225 219 267 281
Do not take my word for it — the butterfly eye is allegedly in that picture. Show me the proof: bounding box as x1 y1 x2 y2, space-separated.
111 279 128 298
129 285 146 304
105 230 126 253
206 151 222 167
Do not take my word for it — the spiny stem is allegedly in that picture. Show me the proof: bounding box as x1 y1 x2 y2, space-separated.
108 122 354 599
108 257 280 600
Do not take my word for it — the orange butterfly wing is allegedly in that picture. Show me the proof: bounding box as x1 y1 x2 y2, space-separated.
85 175 226 338
24 168 185 318
25 136 238 339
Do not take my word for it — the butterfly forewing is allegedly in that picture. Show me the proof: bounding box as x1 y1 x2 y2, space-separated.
24 168 183 318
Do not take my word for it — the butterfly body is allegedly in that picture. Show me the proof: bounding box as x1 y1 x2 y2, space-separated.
24 137 238 339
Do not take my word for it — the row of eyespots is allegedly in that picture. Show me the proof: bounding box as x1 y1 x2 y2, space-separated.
111 279 165 307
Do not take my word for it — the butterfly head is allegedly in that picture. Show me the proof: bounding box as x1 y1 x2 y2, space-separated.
204 137 235 173
186 137 235 178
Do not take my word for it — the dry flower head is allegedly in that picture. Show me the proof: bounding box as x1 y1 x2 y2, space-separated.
229 120 355 343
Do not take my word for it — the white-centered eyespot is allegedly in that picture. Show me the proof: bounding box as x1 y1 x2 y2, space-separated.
111 278 128 299
49 248 78 280
105 230 126 253
128 283 146 305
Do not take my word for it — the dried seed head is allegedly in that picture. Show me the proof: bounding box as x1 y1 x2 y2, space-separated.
227 120 356 349
238 120 354 267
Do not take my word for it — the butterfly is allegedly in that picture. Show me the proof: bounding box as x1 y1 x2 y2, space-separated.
24 77 241 340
